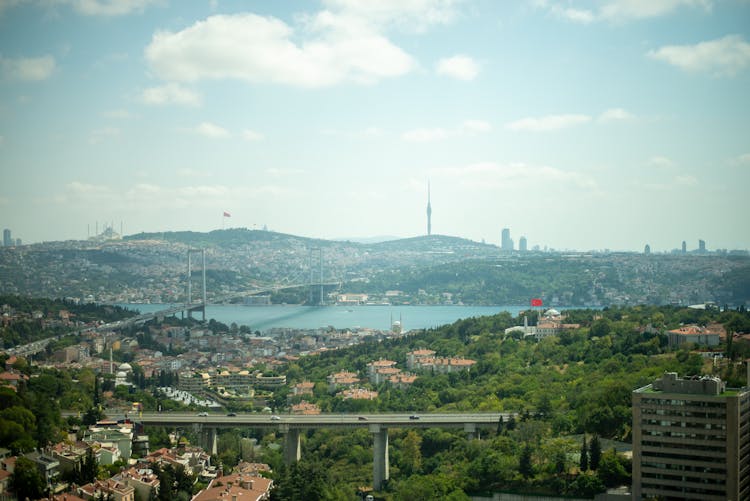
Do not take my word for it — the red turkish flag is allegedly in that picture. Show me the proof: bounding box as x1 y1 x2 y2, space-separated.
223 211 231 217
530 298 543 307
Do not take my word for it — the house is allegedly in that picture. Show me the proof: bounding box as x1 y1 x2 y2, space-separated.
191 473 272 501
78 479 135 501
113 467 160 501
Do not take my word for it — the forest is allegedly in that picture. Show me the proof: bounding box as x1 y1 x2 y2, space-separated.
1 300 749 500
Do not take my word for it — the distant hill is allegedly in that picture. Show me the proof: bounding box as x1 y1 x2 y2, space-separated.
2 229 748 307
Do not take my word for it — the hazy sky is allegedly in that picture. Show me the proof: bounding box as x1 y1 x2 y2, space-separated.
1 0 749 251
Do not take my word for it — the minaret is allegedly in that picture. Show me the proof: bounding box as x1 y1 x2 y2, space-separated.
426 181 432 236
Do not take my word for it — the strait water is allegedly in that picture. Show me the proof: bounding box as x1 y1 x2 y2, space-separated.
121 304 528 333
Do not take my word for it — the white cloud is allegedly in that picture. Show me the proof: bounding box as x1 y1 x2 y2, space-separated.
145 13 414 88
436 55 479 80
321 0 461 31
102 109 132 119
66 181 112 196
402 128 451 142
731 153 750 166
402 119 491 142
599 108 635 122
461 119 491 133
89 127 120 144
1 55 55 81
435 161 597 190
647 155 675 168
65 0 162 16
648 35 750 76
675 175 698 186
600 0 712 21
266 167 305 176
141 83 200 106
506 114 591 131
242 129 264 141
194 122 229 138
320 126 385 138
539 0 711 23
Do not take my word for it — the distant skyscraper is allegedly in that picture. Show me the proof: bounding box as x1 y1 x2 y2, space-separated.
2 229 11 247
426 181 432 236
501 228 514 251
682 240 687 254
519 236 527 252
699 239 706 253
644 244 651 255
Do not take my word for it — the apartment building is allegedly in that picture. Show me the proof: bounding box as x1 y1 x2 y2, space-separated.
632 372 750 500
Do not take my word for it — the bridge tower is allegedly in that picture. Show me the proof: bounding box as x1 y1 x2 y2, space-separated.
186 249 207 320
308 248 324 306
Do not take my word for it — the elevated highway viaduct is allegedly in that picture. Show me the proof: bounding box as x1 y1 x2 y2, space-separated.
134 411 510 490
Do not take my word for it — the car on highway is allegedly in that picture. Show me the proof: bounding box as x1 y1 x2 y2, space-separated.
226 412 237 417
197 412 209 416
409 414 420 420
270 415 281 420
358 416 367 421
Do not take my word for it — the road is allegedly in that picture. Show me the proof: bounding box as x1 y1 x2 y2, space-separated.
132 411 510 430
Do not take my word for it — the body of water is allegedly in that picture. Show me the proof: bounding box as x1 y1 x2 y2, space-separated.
121 304 529 332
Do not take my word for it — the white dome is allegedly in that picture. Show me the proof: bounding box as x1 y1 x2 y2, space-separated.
544 308 561 317
118 362 133 372
116 371 127 378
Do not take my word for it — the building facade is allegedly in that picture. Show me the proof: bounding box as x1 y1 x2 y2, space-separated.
632 372 750 500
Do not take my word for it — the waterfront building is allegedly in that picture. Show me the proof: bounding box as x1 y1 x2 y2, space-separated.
632 372 750 500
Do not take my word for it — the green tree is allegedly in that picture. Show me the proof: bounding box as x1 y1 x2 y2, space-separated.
11 456 46 501
589 435 602 471
519 444 534 478
596 448 630 487
398 430 422 475
579 436 588 471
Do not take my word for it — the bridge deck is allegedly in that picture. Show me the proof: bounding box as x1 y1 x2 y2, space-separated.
133 412 508 430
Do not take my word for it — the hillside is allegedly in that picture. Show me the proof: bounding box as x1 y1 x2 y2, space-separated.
0 229 748 307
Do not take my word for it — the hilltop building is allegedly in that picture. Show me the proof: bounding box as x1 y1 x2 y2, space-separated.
632 372 750 500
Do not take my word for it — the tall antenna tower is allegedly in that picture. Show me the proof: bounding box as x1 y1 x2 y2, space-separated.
426 180 432 236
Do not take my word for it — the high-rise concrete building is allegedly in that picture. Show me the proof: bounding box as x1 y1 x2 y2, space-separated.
3 229 11 247
682 240 687 254
519 236 527 252
501 228 513 251
644 244 651 255
632 372 750 500
699 239 707 253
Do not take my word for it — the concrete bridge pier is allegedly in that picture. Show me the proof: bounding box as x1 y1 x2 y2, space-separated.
370 425 389 490
282 428 301 465
208 427 218 455
199 427 218 455
464 422 477 440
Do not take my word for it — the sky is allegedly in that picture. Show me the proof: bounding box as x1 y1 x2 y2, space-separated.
1 0 749 252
